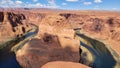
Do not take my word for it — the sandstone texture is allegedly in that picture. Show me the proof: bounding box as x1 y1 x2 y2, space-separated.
80 15 120 56
41 61 90 68
0 11 32 43
16 33 80 68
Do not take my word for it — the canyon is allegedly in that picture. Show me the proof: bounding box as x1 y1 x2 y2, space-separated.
0 11 32 45
0 9 120 68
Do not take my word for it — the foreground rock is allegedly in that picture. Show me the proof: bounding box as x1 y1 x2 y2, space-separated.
16 33 80 68
42 61 90 68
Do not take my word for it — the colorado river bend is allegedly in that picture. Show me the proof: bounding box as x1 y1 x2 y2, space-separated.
0 26 120 68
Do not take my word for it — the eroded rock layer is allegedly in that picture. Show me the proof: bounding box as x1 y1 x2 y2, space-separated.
0 11 31 43
16 33 80 68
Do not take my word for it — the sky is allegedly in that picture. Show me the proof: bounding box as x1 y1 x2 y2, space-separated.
0 0 120 10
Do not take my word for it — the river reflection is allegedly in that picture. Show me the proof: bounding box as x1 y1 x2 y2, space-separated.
0 52 21 68
77 33 119 68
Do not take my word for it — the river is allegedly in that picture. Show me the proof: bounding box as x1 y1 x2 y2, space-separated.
0 24 38 68
77 33 120 68
0 26 119 68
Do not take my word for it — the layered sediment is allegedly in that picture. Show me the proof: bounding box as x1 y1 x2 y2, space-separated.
0 11 32 43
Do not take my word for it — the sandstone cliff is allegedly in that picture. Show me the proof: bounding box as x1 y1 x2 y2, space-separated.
16 33 80 68
0 11 31 43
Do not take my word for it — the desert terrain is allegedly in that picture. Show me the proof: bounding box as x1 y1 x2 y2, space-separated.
0 8 120 68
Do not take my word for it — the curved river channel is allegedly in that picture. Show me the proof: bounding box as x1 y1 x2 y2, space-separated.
76 33 120 68
0 26 120 68
0 24 38 68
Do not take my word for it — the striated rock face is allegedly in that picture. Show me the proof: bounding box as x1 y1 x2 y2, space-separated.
39 13 83 29
41 61 90 68
25 12 45 25
16 33 80 68
7 12 26 27
38 24 75 39
80 17 120 56
0 11 31 43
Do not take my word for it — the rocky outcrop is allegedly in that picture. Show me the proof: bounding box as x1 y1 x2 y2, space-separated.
0 11 31 43
42 61 90 68
80 17 120 56
16 12 85 68
25 12 45 25
8 12 26 27
16 33 80 68
38 24 75 38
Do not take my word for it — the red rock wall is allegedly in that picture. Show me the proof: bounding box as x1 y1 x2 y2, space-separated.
0 12 32 42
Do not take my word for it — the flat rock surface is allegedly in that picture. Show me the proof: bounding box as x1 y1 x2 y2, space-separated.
16 33 80 68
42 61 90 68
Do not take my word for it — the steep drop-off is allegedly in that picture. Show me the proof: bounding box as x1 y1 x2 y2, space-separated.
0 12 32 44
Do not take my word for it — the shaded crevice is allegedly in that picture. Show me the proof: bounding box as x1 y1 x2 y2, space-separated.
107 18 114 26
60 13 71 19
22 27 26 33
0 12 4 22
7 12 26 27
